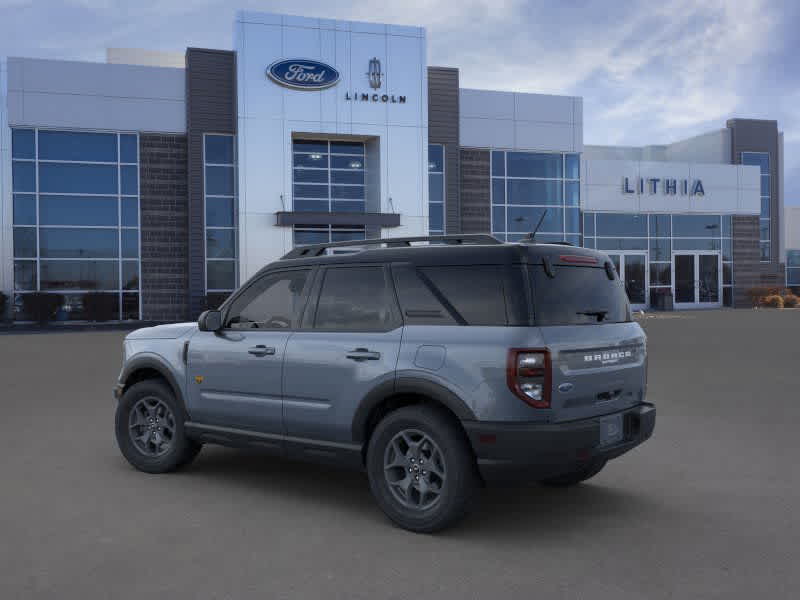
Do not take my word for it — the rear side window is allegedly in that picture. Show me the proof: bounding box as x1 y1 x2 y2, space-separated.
314 266 397 331
530 265 631 325
391 265 457 325
420 266 508 326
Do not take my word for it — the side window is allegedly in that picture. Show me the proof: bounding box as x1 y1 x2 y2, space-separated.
419 266 508 326
314 266 396 331
226 269 310 329
391 264 457 325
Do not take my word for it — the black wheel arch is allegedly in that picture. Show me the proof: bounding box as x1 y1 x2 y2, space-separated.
119 356 187 414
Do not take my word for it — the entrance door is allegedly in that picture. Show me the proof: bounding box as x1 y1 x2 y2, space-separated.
607 252 648 310
672 252 721 309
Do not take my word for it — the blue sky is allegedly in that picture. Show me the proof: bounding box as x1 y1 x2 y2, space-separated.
2 0 798 204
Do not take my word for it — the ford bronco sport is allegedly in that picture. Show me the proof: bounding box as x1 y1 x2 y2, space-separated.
114 235 655 532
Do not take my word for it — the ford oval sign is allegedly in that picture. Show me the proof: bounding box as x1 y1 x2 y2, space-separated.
267 59 340 90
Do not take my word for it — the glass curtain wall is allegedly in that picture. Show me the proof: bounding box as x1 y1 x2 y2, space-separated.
491 151 580 244
11 128 141 320
583 212 734 307
204 134 238 294
291 139 367 245
787 250 800 288
741 152 771 262
428 144 445 235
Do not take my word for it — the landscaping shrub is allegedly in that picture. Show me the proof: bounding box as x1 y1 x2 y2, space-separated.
83 292 118 322
762 295 784 309
22 293 64 324
747 287 791 307
782 294 799 308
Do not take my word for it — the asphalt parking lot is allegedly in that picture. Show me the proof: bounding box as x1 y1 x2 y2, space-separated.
1 309 799 599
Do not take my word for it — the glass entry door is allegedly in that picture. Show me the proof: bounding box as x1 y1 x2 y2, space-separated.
608 252 648 309
672 252 721 309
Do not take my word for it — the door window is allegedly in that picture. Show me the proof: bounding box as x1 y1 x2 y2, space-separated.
314 266 397 331
226 269 311 329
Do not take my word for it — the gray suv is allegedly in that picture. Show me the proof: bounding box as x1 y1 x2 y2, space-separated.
114 235 655 532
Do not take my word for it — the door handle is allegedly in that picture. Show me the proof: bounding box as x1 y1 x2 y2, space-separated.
346 348 381 361
248 345 276 357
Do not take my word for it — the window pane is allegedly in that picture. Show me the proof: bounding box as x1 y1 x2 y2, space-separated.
121 198 139 227
293 168 329 183
294 229 329 245
122 229 139 258
205 166 235 195
787 251 800 268
227 270 310 329
330 141 364 155
120 134 138 163
421 266 507 326
565 154 580 179
721 215 732 237
207 260 236 290
429 203 443 232
741 152 769 174
40 228 118 258
331 200 365 213
40 195 118 226
507 206 563 233
673 238 721 251
206 197 234 227
122 261 139 290
649 238 671 261
294 153 329 168
38 131 117 162
39 163 118 194
331 185 364 200
492 207 505 233
428 144 444 172
596 238 647 250
315 267 393 330
429 173 444 204
723 263 732 285
565 207 580 233
122 293 139 320
294 184 329 199
507 180 562 205
760 175 770 196
331 170 364 185
14 261 37 291
649 214 671 237
205 135 234 164
12 129 35 159
596 213 647 237
565 181 579 206
583 236 595 249
492 179 505 205
40 260 119 290
760 242 770 261
12 161 36 192
491 151 505 177
507 152 562 178
13 227 37 258
13 194 36 225
330 155 362 169
583 213 595 236
331 228 366 242
207 229 236 258
723 287 732 307
391 265 456 325
788 268 800 285
759 219 770 241
293 140 328 154
761 197 770 218
121 165 138 195
294 199 328 212
650 263 671 286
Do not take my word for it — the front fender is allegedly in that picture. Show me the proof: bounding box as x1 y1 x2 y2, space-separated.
117 351 188 414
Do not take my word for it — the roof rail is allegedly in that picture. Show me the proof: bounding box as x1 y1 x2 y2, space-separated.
281 234 502 259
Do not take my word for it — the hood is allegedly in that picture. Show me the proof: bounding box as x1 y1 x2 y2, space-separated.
125 322 197 340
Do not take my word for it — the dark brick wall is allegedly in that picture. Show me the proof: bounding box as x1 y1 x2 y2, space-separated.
459 149 490 234
428 67 461 234
139 134 189 322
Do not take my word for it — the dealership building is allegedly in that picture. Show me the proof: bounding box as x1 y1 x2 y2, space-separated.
0 10 795 321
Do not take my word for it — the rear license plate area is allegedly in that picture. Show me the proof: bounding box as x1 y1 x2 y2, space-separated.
598 414 624 447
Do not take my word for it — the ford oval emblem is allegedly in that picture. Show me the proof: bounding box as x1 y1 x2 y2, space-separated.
266 59 340 90
558 383 574 393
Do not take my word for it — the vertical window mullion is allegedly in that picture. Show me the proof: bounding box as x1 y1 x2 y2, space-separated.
117 133 123 320
35 128 41 293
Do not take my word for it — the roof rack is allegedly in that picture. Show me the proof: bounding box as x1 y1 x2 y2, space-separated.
282 234 502 259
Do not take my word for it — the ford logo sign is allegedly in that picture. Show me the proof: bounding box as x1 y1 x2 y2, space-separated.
266 59 340 90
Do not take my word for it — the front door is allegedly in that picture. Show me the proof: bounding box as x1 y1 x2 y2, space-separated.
607 252 648 310
672 252 721 309
186 267 314 435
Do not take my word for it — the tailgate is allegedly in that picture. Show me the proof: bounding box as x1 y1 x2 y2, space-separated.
540 322 647 423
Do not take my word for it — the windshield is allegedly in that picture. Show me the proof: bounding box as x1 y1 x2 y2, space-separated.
530 265 631 326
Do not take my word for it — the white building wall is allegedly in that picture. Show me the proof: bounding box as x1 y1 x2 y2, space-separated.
582 158 761 215
106 48 186 69
585 129 731 165
785 206 800 251
235 11 429 279
7 57 185 132
459 89 582 152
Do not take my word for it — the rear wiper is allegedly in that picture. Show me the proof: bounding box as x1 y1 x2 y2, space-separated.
577 310 608 322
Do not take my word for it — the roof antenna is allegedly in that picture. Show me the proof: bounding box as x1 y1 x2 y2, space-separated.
521 209 548 243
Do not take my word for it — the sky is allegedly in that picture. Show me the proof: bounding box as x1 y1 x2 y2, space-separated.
1 0 798 205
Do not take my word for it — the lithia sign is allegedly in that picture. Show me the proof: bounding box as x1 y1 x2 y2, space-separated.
623 176 705 196
267 57 406 103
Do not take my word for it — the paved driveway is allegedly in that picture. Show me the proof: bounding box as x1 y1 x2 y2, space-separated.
1 309 798 599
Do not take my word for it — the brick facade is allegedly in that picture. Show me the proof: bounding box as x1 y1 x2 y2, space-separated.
459 149 491 234
139 134 189 322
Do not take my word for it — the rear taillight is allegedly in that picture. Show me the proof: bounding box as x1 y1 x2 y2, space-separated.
507 349 552 408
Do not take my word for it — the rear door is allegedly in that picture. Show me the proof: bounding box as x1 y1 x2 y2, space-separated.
530 262 647 424
282 264 402 444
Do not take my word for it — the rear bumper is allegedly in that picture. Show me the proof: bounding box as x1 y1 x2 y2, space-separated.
463 403 655 483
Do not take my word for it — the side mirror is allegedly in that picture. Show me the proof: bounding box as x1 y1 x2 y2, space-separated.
198 309 223 332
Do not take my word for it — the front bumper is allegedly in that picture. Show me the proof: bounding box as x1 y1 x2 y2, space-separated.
112 382 125 401
463 403 655 483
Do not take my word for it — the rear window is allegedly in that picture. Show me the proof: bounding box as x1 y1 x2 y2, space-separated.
531 265 631 325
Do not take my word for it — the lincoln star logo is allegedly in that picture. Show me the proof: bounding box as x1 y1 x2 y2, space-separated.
367 57 382 89
266 59 340 90
584 350 633 365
